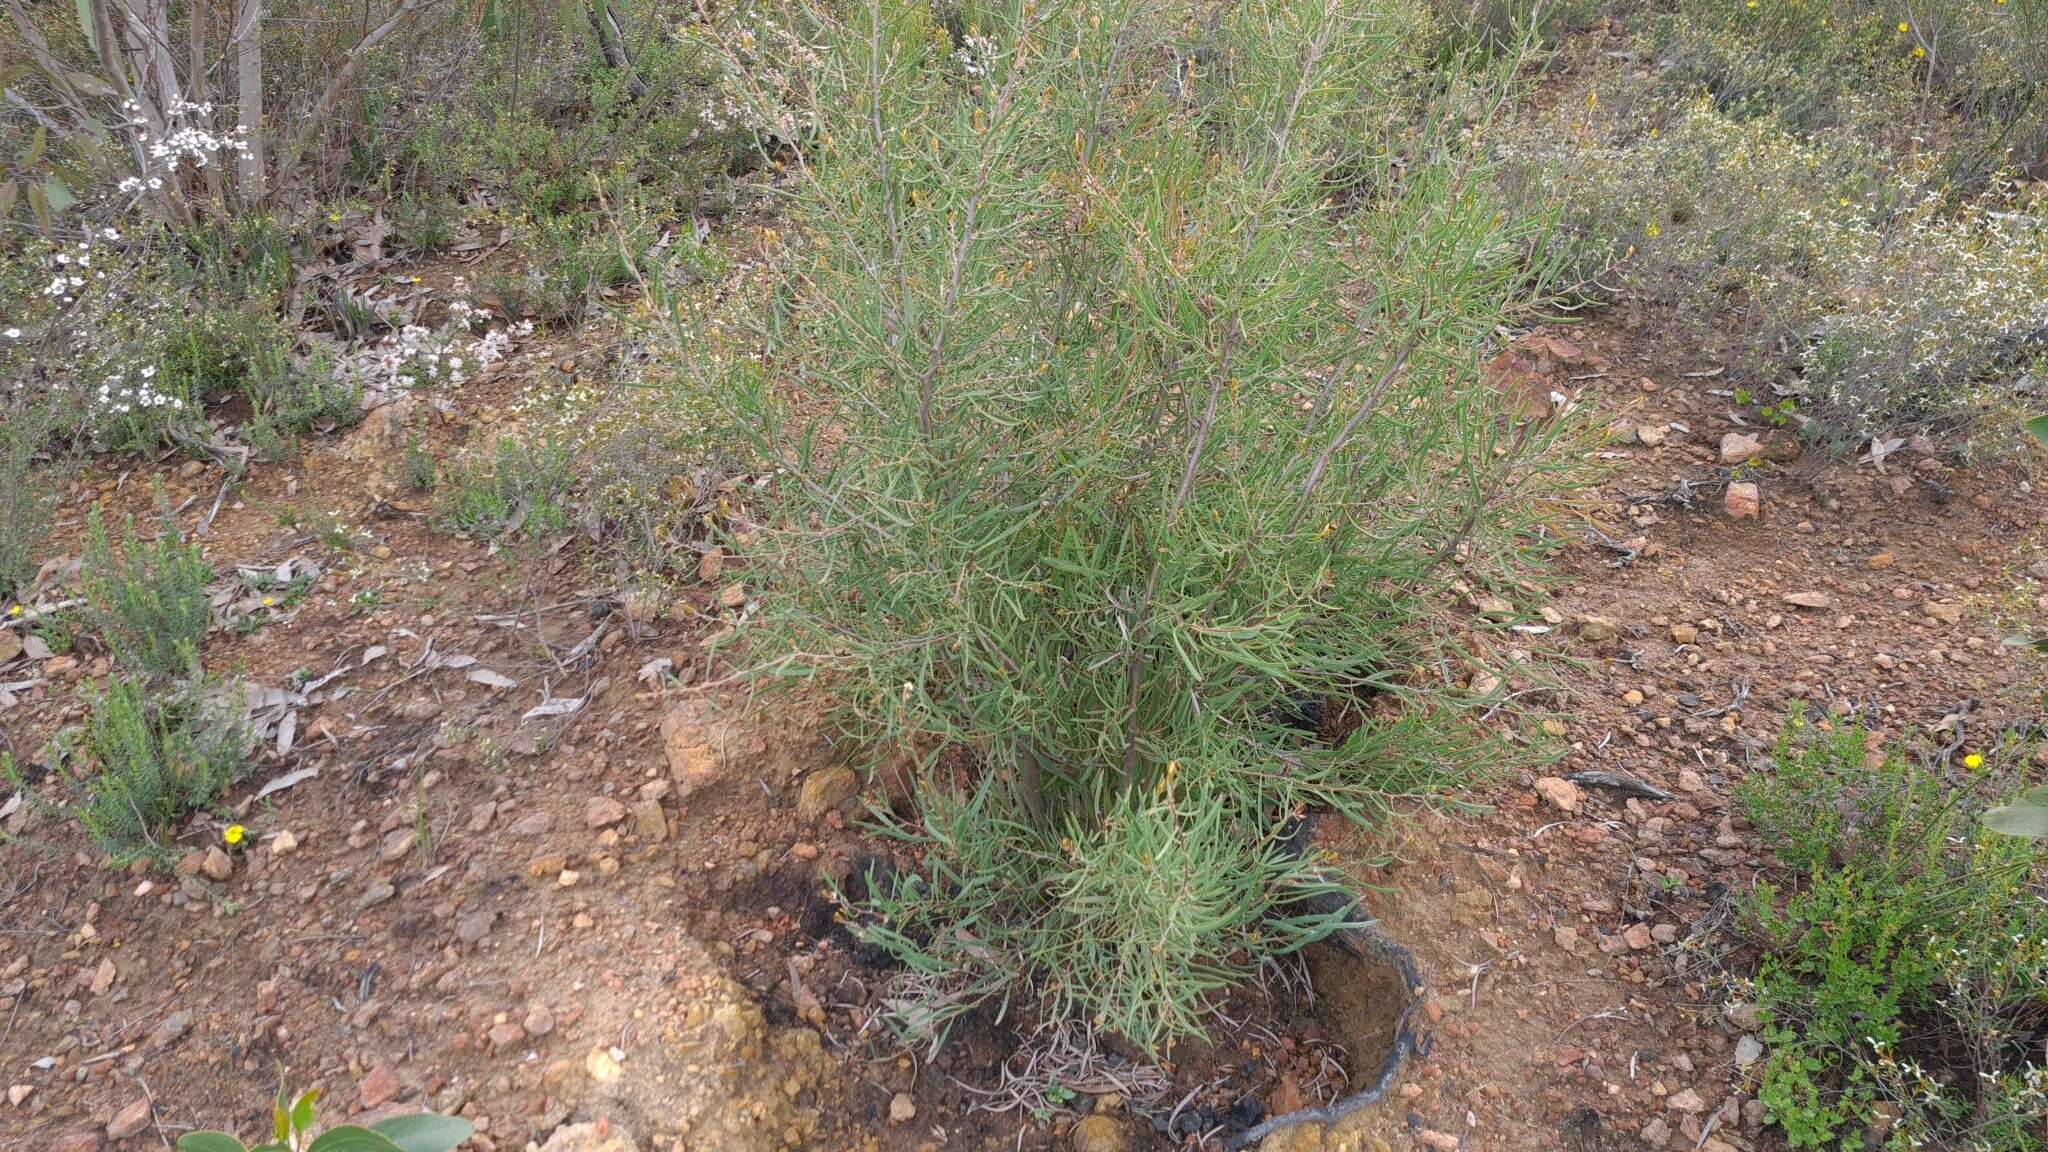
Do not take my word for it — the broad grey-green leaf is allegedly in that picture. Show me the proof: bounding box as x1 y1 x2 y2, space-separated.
370 1114 474 1152
1982 802 2048 839
304 1126 407 1152
177 1134 249 1152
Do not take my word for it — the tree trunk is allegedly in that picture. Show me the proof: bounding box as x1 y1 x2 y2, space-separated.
233 0 264 204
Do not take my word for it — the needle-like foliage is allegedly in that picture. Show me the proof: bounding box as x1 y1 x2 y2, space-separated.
698 0 1582 1055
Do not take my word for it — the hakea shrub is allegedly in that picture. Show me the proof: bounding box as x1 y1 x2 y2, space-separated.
680 0 1583 1055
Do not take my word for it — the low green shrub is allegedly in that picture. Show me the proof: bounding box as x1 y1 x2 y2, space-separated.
1508 94 2048 445
68 677 247 866
1738 709 2048 1150
80 496 213 681
438 434 577 539
1656 0 2048 168
691 0 1578 1056
0 402 60 601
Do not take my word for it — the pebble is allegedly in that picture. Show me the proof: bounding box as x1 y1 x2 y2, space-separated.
631 800 667 843
270 830 299 857
8 1083 32 1106
1723 481 1760 520
888 1093 916 1124
584 797 628 829
524 1002 556 1037
105 1099 151 1140
1782 591 1831 610
359 881 396 909
148 1010 190 1050
200 846 233 881
360 1063 402 1108
1667 1087 1707 1113
1534 777 1583 813
796 766 859 822
1719 432 1763 465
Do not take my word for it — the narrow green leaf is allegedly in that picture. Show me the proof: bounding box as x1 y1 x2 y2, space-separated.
75 0 98 52
177 1134 249 1152
370 1114 474 1152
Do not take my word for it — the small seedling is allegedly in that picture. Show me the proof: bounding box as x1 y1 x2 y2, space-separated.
177 1084 470 1152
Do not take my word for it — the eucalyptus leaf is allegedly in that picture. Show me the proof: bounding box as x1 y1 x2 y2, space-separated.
370 1113 475 1152
304 1126 408 1152
1982 802 2048 839
2027 413 2048 452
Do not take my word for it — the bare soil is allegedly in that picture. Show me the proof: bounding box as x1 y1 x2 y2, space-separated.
2 304 2042 1152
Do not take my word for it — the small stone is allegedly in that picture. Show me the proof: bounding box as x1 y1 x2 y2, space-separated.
1534 777 1583 813
1636 425 1666 447
1623 922 1654 950
1667 1088 1707 1114
888 1093 916 1124
1540 718 1567 737
359 1063 402 1109
1670 623 1698 645
378 827 414 863
1418 1132 1460 1152
359 881 396 909
1575 614 1621 642
1622 688 1645 705
524 1002 556 1037
698 546 726 584
718 583 748 609
200 845 233 881
1719 432 1763 465
585 1047 623 1083
1867 552 1895 569
1552 925 1581 953
558 869 581 888
488 1022 526 1051
88 958 116 996
539 1122 638 1152
1925 600 1964 624
796 766 859 822
1783 591 1831 610
148 1010 190 1050
270 830 298 857
631 799 667 843
1650 922 1679 944
1640 1118 1672 1146
8 1083 33 1107
584 796 628 829
1474 595 1514 620
1735 1035 1764 1067
454 908 497 944
106 1099 151 1140
1071 1114 1133 1152
1723 481 1760 520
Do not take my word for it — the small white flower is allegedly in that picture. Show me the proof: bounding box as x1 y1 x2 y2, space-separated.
3 328 19 339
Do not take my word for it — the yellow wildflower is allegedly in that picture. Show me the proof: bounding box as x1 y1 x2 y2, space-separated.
223 824 246 846
1964 753 1984 770
1898 20 1910 31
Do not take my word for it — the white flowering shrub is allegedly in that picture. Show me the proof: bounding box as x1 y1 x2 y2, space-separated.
343 291 532 403
1508 96 2048 443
